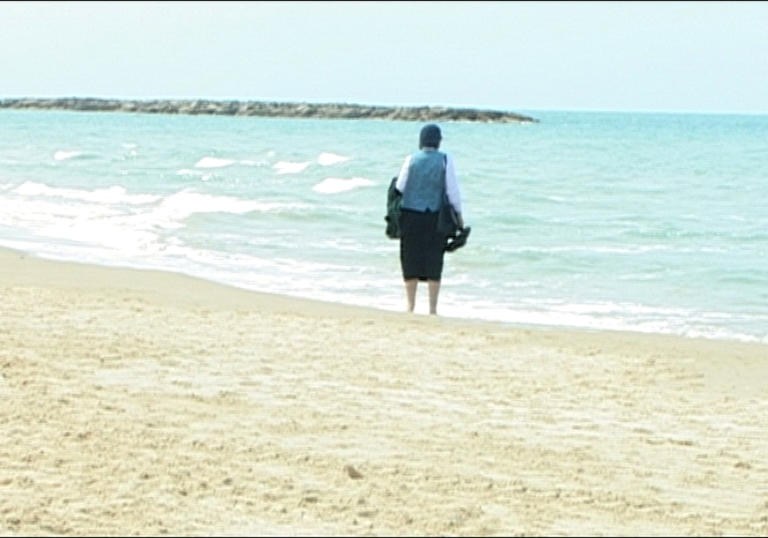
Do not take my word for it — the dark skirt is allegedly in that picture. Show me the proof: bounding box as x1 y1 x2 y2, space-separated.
399 209 447 281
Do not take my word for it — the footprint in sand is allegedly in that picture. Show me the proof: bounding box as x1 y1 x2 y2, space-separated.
344 464 363 479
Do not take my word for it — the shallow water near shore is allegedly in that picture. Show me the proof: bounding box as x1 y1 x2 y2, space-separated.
1 108 766 342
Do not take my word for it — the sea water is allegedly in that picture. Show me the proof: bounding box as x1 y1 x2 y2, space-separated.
1 108 766 343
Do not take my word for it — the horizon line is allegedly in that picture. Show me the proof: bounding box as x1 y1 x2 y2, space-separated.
1 95 766 117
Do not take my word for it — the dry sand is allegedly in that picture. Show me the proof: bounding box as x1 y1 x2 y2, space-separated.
1 246 767 536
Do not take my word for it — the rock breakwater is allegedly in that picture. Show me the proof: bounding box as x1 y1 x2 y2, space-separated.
0 97 538 123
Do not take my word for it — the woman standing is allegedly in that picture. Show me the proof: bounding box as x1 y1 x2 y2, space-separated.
395 124 464 315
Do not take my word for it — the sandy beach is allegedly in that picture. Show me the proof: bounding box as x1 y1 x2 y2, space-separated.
1 246 767 536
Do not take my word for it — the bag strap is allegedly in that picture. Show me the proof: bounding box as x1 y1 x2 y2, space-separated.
442 153 448 194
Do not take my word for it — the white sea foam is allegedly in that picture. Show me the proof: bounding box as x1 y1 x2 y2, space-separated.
0 184 158 255
176 169 214 181
38 217 160 254
434 299 724 342
312 177 373 194
53 150 86 161
508 244 673 255
194 157 235 168
317 152 350 166
0 186 311 259
176 169 205 176
273 161 311 174
4 183 305 232
146 190 309 229
12 182 161 205
0 197 119 226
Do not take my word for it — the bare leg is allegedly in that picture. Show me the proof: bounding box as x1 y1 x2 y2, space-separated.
404 279 418 312
428 279 440 315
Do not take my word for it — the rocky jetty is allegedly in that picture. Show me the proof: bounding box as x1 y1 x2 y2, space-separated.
0 97 538 123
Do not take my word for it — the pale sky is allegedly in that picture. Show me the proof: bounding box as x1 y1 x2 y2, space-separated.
2 1 767 114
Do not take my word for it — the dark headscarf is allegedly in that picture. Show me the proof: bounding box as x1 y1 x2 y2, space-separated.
419 123 442 149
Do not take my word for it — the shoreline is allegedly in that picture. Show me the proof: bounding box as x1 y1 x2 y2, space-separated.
0 245 762 348
3 245 768 535
0 97 539 123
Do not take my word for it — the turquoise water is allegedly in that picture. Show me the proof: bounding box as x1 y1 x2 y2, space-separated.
1 108 766 342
